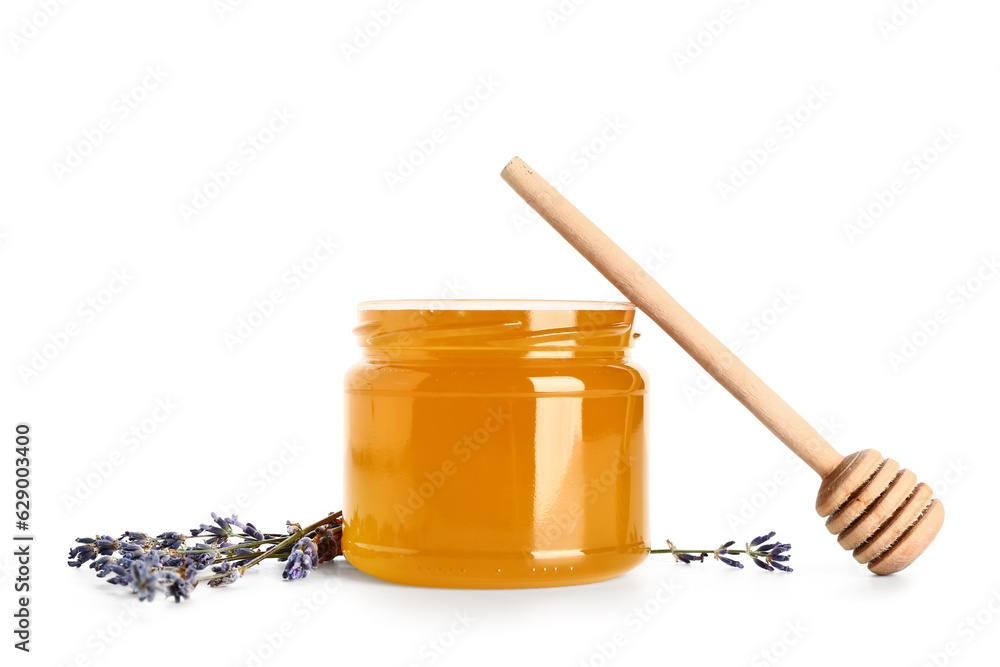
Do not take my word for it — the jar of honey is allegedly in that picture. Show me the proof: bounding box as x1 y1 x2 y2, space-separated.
343 300 648 588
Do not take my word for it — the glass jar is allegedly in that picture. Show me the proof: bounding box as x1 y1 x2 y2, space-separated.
343 300 648 588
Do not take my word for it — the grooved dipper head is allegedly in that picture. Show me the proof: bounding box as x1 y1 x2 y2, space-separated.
816 449 944 575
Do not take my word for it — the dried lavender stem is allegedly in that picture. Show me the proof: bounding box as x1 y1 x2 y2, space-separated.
650 548 762 556
196 513 343 584
69 511 346 602
650 532 793 572
215 525 345 563
178 537 284 554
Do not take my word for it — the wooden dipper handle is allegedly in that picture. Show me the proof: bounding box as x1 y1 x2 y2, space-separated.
500 156 945 575
501 156 841 477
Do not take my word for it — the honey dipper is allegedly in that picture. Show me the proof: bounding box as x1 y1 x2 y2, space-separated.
500 156 944 574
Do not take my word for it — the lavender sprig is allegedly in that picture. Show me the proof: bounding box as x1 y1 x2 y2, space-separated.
651 531 793 572
282 537 318 580
67 511 343 603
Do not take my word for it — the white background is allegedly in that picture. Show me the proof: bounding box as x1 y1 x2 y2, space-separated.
2 1 998 666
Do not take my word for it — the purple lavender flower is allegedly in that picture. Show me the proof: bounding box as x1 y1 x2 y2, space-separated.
67 535 117 567
653 531 792 572
101 566 131 585
95 536 118 553
191 513 232 545
765 542 793 572
90 555 115 571
155 532 185 550
119 541 146 557
714 540 744 569
662 540 706 565
161 543 217 569
228 516 265 542
129 555 164 602
95 564 125 578
765 542 792 558
93 557 131 585
718 555 743 569
677 553 706 564
68 510 348 602
118 545 151 565
163 565 199 603
227 547 258 567
207 561 241 588
282 537 318 580
746 533 792 572
749 531 776 548
188 549 216 569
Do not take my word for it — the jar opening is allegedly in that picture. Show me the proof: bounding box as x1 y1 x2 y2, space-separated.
354 301 639 358
358 299 636 312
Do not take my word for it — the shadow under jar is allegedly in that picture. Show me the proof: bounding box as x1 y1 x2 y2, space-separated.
343 300 648 588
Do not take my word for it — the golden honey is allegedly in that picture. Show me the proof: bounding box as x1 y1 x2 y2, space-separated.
343 300 648 588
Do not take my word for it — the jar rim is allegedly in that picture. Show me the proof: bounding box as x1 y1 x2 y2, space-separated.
358 299 636 312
